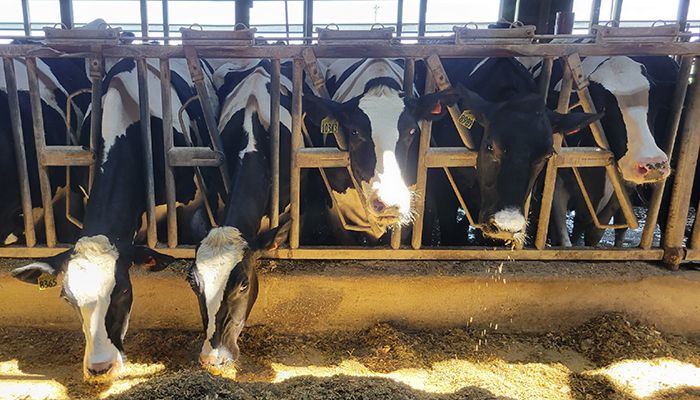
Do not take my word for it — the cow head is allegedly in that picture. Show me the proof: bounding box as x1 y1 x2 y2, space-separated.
583 56 671 184
304 83 459 231
458 86 602 246
189 222 289 367
11 235 175 380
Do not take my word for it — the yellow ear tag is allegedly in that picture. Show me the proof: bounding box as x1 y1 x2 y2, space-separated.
320 117 339 136
458 110 476 129
37 272 57 290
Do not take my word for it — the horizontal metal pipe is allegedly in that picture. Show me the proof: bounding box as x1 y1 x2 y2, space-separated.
41 147 95 166
168 147 225 167
425 148 477 168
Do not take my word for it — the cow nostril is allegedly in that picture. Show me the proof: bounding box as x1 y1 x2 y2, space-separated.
637 163 650 175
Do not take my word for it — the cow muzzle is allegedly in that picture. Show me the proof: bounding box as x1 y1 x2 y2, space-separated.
481 208 527 247
619 155 670 184
85 358 122 381
368 192 401 221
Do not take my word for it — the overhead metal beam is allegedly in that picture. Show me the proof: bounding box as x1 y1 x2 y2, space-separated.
59 0 74 29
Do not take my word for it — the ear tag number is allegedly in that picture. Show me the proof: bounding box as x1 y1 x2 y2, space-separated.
37 272 57 290
458 110 475 129
321 117 339 136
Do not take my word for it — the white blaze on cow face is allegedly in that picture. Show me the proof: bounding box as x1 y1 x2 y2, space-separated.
61 235 123 379
585 56 670 184
193 227 248 366
357 86 412 225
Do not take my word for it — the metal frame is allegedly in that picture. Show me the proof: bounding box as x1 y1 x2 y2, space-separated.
0 27 698 265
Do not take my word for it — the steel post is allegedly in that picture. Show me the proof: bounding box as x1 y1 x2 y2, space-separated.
411 73 435 249
270 58 281 229
290 59 303 248
136 58 158 248
3 58 36 247
640 55 692 249
160 58 178 247
662 56 700 268
26 58 57 247
88 55 103 190
535 59 572 249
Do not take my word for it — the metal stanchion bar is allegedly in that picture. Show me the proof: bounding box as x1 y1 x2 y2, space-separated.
677 0 690 31
640 55 693 249
535 59 572 250
20 0 31 36
3 58 36 247
88 55 103 190
590 0 602 32
411 73 435 249
136 58 158 248
162 0 170 45
662 56 700 267
391 58 415 250
539 57 554 103
140 0 149 42
160 58 178 248
270 58 281 229
26 57 57 247
183 46 231 194
289 58 303 248
611 0 623 27
690 197 700 250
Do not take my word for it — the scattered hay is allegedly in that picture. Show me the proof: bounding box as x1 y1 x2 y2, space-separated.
554 313 674 365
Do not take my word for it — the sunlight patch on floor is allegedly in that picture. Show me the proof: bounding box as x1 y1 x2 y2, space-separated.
591 358 700 398
0 360 68 400
97 362 166 398
271 358 573 400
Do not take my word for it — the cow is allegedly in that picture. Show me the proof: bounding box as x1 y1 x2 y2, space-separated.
421 57 601 247
187 59 292 367
11 56 219 380
0 48 92 245
526 54 678 246
303 58 459 244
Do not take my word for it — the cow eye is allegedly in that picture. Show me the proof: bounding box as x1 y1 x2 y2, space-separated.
409 128 416 135
351 129 359 136
486 144 494 152
240 282 249 292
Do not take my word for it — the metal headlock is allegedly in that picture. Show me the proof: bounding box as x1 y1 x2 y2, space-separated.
0 25 699 264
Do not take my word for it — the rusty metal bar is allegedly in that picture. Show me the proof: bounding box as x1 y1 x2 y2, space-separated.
411 73 435 249
296 148 348 168
640 55 693 249
662 56 700 267
270 58 281 229
290 58 303 249
425 148 477 168
184 46 231 194
88 55 103 190
136 58 157 248
3 58 36 247
41 147 94 166
539 57 554 102
535 58 572 250
26 57 57 247
160 58 177 248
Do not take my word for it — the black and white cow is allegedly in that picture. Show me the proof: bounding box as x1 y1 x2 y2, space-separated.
0 50 92 245
187 59 292 367
523 54 677 246
423 57 601 246
11 57 218 379
304 58 458 242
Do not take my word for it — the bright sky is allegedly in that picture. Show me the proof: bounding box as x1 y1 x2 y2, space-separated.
1 0 699 37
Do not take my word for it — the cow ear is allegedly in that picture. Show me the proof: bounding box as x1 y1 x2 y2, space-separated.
256 217 292 251
303 94 345 127
129 246 177 272
454 85 495 126
548 110 603 135
11 249 71 284
411 87 461 121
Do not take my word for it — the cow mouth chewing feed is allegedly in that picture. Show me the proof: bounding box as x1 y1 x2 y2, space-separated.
480 208 528 248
